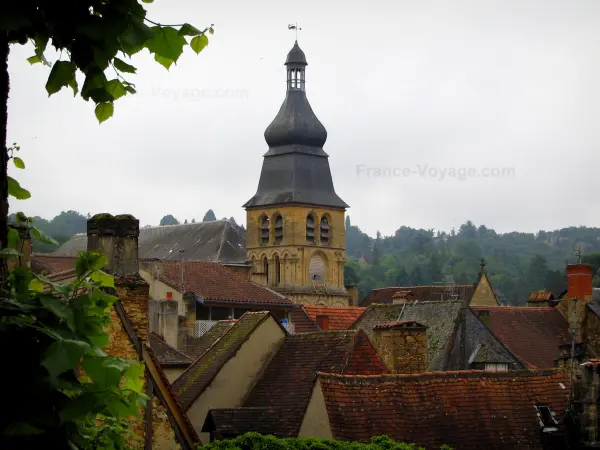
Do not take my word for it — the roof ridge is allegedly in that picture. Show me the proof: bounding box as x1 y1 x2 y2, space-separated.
472 305 558 312
316 368 563 380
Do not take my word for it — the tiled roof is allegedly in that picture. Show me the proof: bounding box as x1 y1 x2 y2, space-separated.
353 302 463 370
55 219 247 264
529 291 554 301
154 260 294 308
587 288 600 317
31 253 77 275
471 306 570 369
172 312 271 410
363 284 475 306
148 333 193 366
243 330 388 437
373 320 426 330
303 305 367 331
289 306 320 333
318 370 570 449
201 408 283 439
183 321 236 359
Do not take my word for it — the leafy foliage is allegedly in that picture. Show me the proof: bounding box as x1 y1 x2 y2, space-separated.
0 250 147 449
201 432 452 450
2 0 214 123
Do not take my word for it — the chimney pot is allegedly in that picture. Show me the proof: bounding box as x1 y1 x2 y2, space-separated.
316 314 329 331
166 291 173 300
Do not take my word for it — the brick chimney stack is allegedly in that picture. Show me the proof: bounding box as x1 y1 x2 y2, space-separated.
316 315 330 331
87 214 139 276
565 264 593 343
372 320 428 374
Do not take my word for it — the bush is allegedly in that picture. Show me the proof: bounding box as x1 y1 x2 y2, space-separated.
200 432 452 450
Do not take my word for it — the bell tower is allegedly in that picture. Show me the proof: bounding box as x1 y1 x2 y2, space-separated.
243 40 349 307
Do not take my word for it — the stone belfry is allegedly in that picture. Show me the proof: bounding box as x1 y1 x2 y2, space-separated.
243 40 349 307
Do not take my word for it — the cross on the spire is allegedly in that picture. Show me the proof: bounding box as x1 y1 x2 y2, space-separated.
288 23 302 41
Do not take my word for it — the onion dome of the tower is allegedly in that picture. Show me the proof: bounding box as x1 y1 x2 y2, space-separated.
264 41 327 149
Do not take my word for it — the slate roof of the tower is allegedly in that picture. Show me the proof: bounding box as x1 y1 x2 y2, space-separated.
285 40 307 65
244 42 348 210
54 219 247 264
318 370 570 448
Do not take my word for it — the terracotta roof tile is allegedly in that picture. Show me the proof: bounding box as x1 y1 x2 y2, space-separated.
472 306 570 368
303 305 367 331
529 291 554 301
318 370 570 449
148 333 193 366
172 312 271 410
155 260 294 308
183 321 236 359
202 408 283 439
31 253 77 275
363 284 475 306
289 306 320 333
243 330 388 437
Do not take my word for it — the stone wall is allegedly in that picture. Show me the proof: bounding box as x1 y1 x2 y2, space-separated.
371 323 428 374
152 397 181 450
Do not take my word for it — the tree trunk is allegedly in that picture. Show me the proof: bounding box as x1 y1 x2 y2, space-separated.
0 35 9 284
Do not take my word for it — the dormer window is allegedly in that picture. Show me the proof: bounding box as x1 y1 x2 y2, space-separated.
274 214 283 245
306 213 316 245
260 215 269 245
320 217 329 246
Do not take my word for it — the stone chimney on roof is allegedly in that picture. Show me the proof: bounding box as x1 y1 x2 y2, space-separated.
87 213 139 276
564 264 594 343
371 320 428 374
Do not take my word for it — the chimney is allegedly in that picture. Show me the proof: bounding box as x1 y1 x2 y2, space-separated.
372 321 428 374
316 314 329 331
7 225 31 271
87 213 139 277
566 264 593 342
166 291 173 301
183 292 197 338
87 213 149 343
345 285 359 307
573 360 600 445
159 300 179 349
476 309 491 326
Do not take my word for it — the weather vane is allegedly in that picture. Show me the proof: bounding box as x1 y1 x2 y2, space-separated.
574 247 582 264
288 23 301 41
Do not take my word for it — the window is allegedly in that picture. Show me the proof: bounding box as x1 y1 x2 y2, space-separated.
484 363 509 372
260 215 269 245
196 305 210 320
211 307 232 321
309 254 326 281
234 308 249 319
320 216 330 246
274 214 283 244
263 257 269 284
306 213 316 244
275 255 281 284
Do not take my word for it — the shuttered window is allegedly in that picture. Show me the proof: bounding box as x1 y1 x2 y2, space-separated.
260 215 269 245
309 254 325 281
306 214 316 244
320 217 330 246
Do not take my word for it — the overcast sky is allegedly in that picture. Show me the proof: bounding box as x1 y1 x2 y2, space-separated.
6 0 600 237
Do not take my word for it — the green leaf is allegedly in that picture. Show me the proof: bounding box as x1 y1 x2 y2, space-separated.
178 24 203 36
76 252 107 278
123 362 146 392
0 248 23 259
190 34 209 54
42 339 91 377
4 422 45 436
59 393 104 423
209 27 215 35
46 61 77 96
31 226 59 245
29 278 45 292
95 103 114 123
124 85 137 94
13 156 25 169
154 54 174 70
119 20 154 55
7 176 31 200
147 26 187 63
113 57 137 74
41 296 76 331
7 227 19 247
27 55 42 65
106 80 127 100
81 69 108 102
90 270 115 288
15 212 29 224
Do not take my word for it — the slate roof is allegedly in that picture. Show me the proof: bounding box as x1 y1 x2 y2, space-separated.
353 302 463 370
362 284 476 306
471 306 570 369
183 321 236 359
300 305 367 331
148 333 193 367
202 408 283 439
318 370 570 449
243 330 388 437
154 260 294 308
54 219 247 264
172 312 272 410
587 288 600 317
31 253 77 275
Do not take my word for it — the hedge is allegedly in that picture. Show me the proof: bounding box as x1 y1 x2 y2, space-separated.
200 432 453 450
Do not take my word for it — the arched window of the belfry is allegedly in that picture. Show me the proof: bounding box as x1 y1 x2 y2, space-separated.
306 213 316 245
274 214 283 245
260 215 269 245
309 253 326 281
320 216 330 247
287 68 305 90
263 257 269 284
274 255 281 285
